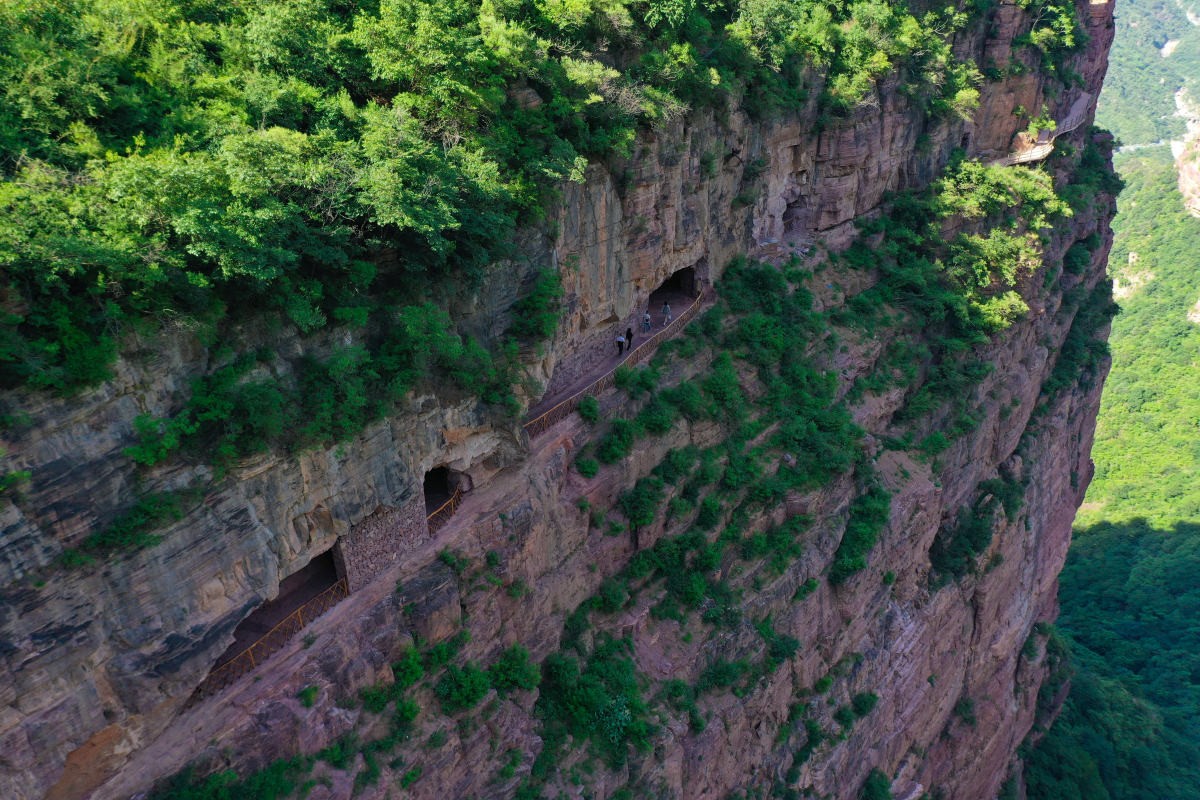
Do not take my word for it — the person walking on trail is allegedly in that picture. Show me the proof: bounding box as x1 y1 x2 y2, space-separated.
616 332 626 356
625 326 634 351
642 311 651 333
662 301 672 326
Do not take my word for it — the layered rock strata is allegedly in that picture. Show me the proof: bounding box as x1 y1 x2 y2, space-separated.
0 1 1116 798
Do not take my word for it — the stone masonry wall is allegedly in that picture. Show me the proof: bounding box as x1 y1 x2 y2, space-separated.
333 496 429 593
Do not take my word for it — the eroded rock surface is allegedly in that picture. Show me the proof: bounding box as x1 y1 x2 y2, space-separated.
0 1 1116 798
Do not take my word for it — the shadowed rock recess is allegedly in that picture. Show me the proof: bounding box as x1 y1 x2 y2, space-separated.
1 2 1118 799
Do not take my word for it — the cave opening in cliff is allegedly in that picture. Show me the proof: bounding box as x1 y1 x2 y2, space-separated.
653 266 697 298
647 267 699 328
424 467 467 532
197 549 344 693
783 198 811 237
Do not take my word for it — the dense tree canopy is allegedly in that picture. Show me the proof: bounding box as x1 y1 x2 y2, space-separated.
0 0 1070 392
1027 151 1200 799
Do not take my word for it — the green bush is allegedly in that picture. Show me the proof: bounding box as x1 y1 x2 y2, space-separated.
696 658 750 693
296 686 319 708
149 757 313 800
597 578 630 613
438 549 471 576
392 648 424 689
596 419 640 463
577 395 600 424
489 645 541 695
619 476 665 528
359 684 392 714
695 496 723 530
636 395 678 435
61 490 194 564
575 455 600 478
535 636 651 768
851 692 879 717
861 769 893 800
954 696 977 726
509 269 563 341
829 486 892 584
435 663 491 713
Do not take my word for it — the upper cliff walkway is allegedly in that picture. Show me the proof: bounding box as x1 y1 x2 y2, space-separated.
523 286 712 438
989 92 1093 167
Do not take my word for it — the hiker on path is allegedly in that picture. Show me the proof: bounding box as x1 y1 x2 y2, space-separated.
616 332 626 355
625 326 634 351
662 301 672 326
642 311 651 332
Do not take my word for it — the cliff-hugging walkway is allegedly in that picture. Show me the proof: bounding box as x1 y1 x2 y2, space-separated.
990 92 1093 166
523 286 713 437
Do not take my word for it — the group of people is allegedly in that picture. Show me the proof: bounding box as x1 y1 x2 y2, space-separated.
617 302 673 355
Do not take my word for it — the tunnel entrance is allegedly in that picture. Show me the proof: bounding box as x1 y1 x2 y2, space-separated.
782 199 811 235
646 267 700 332
191 549 348 702
216 551 340 668
651 266 697 299
425 466 466 533
424 467 455 515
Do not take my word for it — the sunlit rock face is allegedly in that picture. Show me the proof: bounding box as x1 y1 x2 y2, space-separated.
0 1 1116 798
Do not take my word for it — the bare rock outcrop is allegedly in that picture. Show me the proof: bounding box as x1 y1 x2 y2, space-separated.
0 1 1117 799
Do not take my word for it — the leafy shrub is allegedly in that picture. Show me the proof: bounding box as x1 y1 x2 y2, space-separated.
861 769 893 800
636 395 678 434
536 636 651 767
696 658 750 693
662 380 707 420
619 476 665 528
424 631 470 669
695 495 723 530
435 663 491 713
597 578 630 613
954 696 977 726
488 645 541 695
795 718 825 764
596 419 640 463
296 686 319 708
62 490 193 564
392 648 424 689
851 692 879 717
438 549 471 576
509 269 563 341
149 757 312 800
829 486 892 584
756 616 800 671
794 577 819 600
577 395 600 424
654 447 698 485
360 684 392 714
575 454 600 478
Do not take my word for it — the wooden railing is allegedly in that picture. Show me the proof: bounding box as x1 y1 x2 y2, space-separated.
990 93 1093 167
992 142 1056 167
190 578 350 704
426 486 463 534
522 288 711 439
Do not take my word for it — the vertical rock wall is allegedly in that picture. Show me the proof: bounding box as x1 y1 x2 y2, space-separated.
0 1 1116 798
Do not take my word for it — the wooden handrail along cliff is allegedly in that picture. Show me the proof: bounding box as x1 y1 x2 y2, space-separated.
523 288 710 438
190 577 350 703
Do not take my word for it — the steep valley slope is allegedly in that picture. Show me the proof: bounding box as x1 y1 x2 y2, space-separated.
0 2 1119 799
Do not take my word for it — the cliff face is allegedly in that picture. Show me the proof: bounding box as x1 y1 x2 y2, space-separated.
0 3 1117 799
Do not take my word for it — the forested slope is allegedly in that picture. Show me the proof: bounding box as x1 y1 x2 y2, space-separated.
1025 4 1200 791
